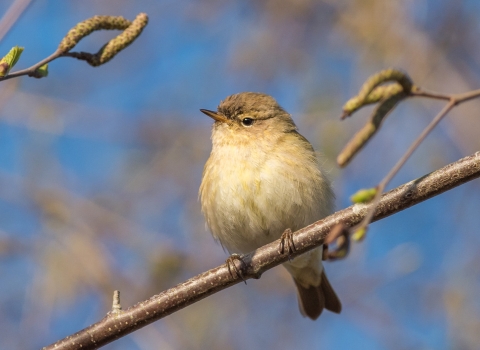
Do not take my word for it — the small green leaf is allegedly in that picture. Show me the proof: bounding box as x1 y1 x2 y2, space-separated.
0 46 24 77
350 188 377 203
34 64 49 78
352 227 367 242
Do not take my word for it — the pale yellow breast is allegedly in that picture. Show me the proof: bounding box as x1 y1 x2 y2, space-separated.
200 130 334 254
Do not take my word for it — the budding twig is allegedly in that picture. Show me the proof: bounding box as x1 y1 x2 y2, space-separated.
332 69 480 258
351 99 456 237
0 13 148 81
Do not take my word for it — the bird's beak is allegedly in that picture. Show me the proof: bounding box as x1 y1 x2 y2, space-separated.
200 109 228 123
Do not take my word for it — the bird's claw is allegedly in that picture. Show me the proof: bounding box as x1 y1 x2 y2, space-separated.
226 253 247 284
278 228 296 260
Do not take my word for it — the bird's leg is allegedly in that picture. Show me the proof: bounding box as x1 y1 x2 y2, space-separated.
226 253 247 284
278 228 296 260
322 244 329 261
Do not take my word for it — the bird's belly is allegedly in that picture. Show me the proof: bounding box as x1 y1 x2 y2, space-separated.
203 149 324 254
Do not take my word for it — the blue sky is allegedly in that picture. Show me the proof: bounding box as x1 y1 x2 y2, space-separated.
0 1 479 349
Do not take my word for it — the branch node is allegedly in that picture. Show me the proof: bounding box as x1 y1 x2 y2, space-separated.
28 63 48 78
110 290 122 314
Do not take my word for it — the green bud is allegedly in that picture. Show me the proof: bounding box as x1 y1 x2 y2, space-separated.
350 188 377 203
0 46 24 77
34 64 49 78
352 227 367 242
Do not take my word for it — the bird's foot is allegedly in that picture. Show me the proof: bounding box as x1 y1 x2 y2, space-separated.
324 223 350 260
278 228 296 260
226 253 247 284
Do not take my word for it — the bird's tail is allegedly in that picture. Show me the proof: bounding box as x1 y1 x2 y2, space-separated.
293 270 342 320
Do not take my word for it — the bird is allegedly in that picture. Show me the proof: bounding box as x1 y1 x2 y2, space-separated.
199 92 341 320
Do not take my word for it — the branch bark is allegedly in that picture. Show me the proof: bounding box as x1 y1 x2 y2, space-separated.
44 151 480 350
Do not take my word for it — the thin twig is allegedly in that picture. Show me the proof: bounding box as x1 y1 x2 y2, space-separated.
336 69 480 248
43 151 480 350
410 87 480 102
0 0 33 43
353 88 480 234
0 49 62 81
354 99 455 232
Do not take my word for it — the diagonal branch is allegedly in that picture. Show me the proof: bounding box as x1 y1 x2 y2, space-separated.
43 151 480 350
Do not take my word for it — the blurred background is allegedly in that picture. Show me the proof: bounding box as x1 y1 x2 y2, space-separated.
0 1 480 349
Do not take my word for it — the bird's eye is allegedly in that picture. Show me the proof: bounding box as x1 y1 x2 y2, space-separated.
241 118 254 126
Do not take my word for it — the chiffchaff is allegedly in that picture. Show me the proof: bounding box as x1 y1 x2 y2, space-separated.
199 92 341 319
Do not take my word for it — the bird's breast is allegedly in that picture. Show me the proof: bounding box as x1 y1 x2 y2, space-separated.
200 136 333 254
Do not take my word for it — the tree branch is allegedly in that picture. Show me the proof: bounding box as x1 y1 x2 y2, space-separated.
43 151 480 350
